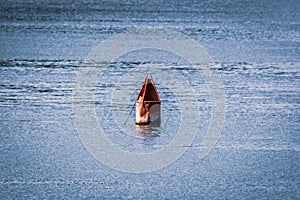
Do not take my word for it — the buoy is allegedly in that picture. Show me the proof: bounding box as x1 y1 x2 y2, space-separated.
136 74 161 125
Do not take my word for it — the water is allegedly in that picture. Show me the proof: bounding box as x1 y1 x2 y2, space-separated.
0 0 299 199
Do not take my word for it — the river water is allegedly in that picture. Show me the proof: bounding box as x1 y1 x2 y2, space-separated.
0 0 299 199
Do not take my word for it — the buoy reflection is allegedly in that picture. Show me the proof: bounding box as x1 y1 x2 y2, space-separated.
135 119 161 137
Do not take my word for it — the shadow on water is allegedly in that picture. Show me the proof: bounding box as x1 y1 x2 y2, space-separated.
135 121 161 138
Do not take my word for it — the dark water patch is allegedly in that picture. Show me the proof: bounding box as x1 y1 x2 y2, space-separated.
0 59 82 68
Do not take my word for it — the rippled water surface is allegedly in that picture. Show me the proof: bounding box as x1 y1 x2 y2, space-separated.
0 0 299 199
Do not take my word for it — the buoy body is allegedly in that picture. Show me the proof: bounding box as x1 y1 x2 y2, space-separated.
136 74 161 125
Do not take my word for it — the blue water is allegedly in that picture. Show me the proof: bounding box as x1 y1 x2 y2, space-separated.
0 0 299 199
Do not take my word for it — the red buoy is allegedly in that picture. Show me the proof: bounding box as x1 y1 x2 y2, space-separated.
136 74 161 125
